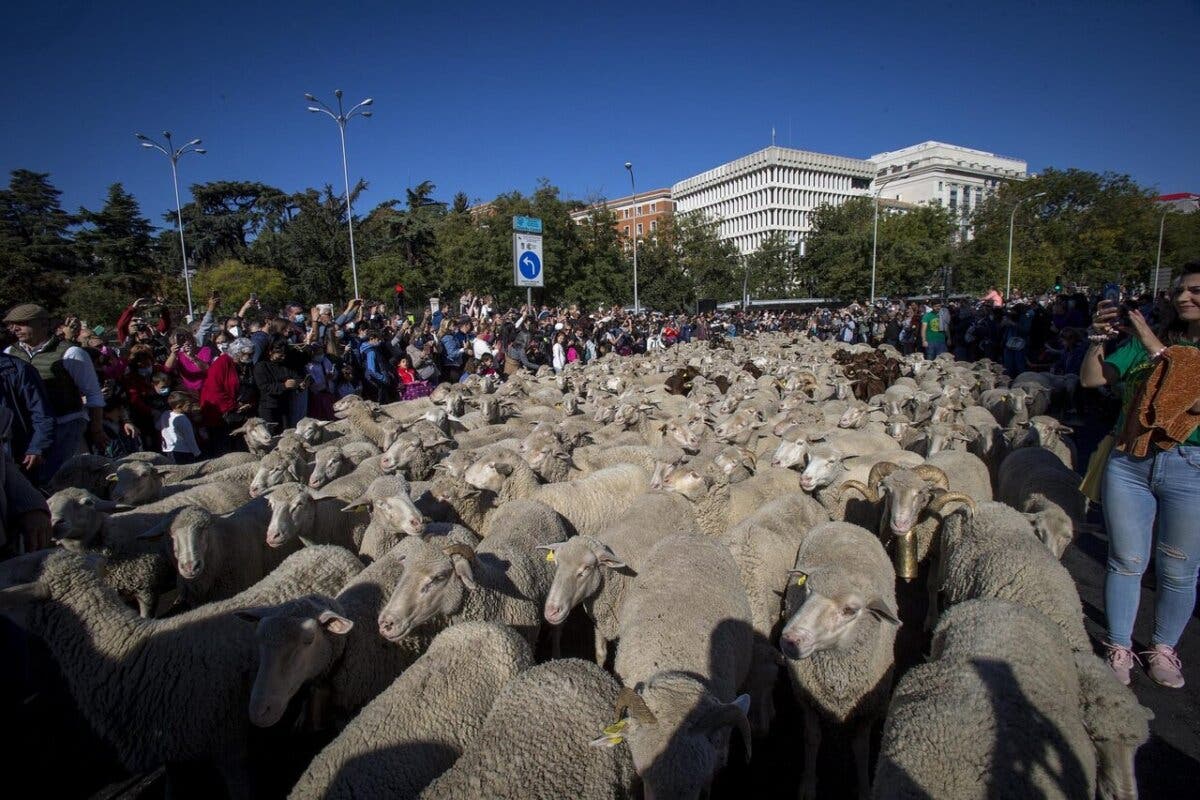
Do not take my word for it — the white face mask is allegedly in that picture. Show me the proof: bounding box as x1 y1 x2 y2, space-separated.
217 343 230 354
228 326 240 338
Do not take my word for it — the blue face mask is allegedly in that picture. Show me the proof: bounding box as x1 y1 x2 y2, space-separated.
294 314 307 324
156 387 170 396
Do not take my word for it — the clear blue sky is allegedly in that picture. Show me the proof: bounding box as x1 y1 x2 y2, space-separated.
2 0 1197 227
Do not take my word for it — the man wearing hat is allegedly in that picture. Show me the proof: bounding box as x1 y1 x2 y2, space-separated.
4 304 107 482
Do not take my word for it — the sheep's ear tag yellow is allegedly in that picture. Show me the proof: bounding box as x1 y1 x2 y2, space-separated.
794 572 808 587
589 719 628 747
545 550 556 563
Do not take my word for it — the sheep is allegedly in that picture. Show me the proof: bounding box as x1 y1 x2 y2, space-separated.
1021 493 1078 559
710 444 758 483
380 429 452 480
998 445 1087 524
377 499 570 646
338 400 401 448
424 658 637 800
1006 414 1079 470
242 529 476 729
426 473 495 534
311 454 384 504
839 451 989 578
1073 650 1154 800
308 440 380 489
980 386 1030 427
568 443 661 477
164 497 296 607
289 621 533 800
717 491 831 736
0 546 364 800
152 450 260 484
540 489 700 663
48 453 121 496
658 464 804 536
874 598 1097 800
343 475 427 562
929 501 1089 650
464 449 648 538
780 521 900 800
959 403 1004 466
230 416 280 455
249 446 313 497
610 533 754 798
263 482 369 553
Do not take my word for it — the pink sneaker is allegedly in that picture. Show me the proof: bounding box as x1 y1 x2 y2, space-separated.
1105 643 1137 686
1143 645 1185 689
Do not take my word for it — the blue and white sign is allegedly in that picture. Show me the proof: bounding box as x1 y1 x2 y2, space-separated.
513 232 544 287
512 215 543 234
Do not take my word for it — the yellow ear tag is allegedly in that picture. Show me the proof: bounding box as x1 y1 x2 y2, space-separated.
545 551 556 563
603 719 628 736
794 573 807 587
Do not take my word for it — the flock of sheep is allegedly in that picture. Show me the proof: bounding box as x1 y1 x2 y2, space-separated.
1 332 1153 800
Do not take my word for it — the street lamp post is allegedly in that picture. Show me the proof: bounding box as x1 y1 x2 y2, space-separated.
135 131 205 319
1006 191 1047 300
870 176 899 305
306 90 373 300
625 162 639 314
1153 207 1169 298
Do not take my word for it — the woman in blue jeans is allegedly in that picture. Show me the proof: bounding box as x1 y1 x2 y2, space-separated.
1080 263 1200 688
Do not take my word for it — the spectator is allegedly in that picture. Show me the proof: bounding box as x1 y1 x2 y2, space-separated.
395 354 417 386
200 337 254 456
164 330 210 394
441 317 471 382
159 391 201 465
0 406 51 555
334 362 361 399
552 330 567 372
101 398 142 459
981 285 1004 307
920 299 948 359
305 343 337 420
4 304 107 483
115 296 170 346
0 352 53 474
253 338 303 431
359 329 393 402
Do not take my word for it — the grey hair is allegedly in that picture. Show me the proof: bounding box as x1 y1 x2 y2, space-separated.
227 337 254 359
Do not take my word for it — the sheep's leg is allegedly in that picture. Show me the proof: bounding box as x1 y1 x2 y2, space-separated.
798 706 821 800
593 629 608 665
136 591 156 619
550 624 563 659
851 722 872 800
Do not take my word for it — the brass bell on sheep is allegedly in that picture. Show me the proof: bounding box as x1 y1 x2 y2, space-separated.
893 530 919 581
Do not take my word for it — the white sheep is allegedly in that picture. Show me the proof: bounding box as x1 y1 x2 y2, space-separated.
308 440 380 489
0 546 364 800
657 464 803 536
998 445 1087 526
290 621 534 800
263 482 369 552
780 521 900 800
424 657 637 800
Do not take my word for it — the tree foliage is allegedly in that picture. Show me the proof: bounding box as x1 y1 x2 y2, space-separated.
191 259 289 307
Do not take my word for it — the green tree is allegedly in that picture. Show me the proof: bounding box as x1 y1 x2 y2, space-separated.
192 259 288 308
0 170 79 309
745 231 800 299
75 183 158 297
167 180 292 272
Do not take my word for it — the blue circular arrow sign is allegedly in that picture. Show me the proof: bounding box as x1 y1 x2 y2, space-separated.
519 250 542 279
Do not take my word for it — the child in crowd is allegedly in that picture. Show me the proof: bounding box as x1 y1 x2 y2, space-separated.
160 391 202 464
395 354 417 385
102 398 143 459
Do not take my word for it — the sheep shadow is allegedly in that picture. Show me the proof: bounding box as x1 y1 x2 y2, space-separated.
314 740 459 799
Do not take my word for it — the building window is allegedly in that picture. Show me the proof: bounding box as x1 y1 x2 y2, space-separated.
623 226 630 237
650 203 657 212
637 223 643 236
650 220 657 232
949 189 958 212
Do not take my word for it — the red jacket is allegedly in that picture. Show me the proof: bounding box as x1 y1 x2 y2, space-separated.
200 353 240 427
116 303 171 345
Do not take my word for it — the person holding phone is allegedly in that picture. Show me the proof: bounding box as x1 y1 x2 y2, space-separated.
1081 262 1200 688
252 337 303 431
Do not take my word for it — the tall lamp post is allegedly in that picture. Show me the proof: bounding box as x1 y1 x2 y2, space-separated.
136 131 205 319
870 176 900 305
1153 206 1170 298
306 90 373 300
624 161 640 314
1006 191 1047 300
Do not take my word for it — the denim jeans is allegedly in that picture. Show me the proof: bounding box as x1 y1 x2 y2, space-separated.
925 340 947 360
1102 445 1200 649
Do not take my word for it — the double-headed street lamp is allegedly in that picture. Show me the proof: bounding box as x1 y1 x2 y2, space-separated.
306 90 373 300
869 175 900 305
1006 191 1047 300
136 131 205 319
624 162 640 314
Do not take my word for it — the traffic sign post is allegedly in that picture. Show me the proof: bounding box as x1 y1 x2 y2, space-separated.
513 217 544 309
513 215 543 234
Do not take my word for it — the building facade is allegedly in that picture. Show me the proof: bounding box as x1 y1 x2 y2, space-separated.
670 146 875 255
570 188 674 244
670 141 1027 254
869 141 1028 240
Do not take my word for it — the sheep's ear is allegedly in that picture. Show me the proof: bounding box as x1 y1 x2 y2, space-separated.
105 473 119 483
866 598 901 626
317 610 354 635
235 607 269 623
151 465 175 476
342 497 371 512
451 555 478 590
0 581 50 608
595 545 627 571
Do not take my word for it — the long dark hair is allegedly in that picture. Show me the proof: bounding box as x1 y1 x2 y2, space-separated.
1159 260 1200 345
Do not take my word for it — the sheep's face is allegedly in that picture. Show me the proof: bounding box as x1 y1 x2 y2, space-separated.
422 407 449 432
798 447 846 492
780 579 898 659
109 462 161 506
771 440 807 470
880 472 938 535
885 417 911 441
241 603 352 728
444 394 466 417
1029 416 1070 448
437 451 475 480
541 538 624 625
380 435 421 474
713 447 754 482
561 394 580 415
659 466 708 502
265 488 315 548
372 495 425 538
713 411 758 446
924 424 968 457
308 449 344 489
837 404 869 430
377 549 471 641
519 432 559 471
463 457 516 494
47 489 109 547
294 418 325 446
170 508 214 579
1022 496 1074 559
251 455 302 498
242 420 274 451
332 394 363 415
664 419 701 452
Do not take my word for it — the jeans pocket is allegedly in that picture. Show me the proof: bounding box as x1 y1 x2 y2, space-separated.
1178 447 1200 470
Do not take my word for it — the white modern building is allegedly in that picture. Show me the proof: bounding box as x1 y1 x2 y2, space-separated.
870 141 1028 240
671 146 875 255
671 140 1027 254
